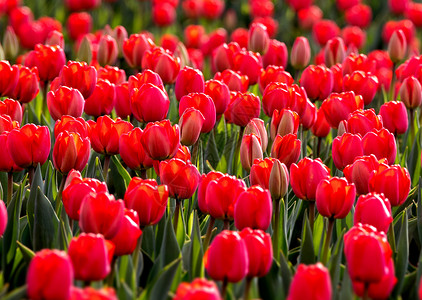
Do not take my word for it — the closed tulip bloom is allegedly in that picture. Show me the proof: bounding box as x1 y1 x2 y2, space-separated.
300 99 317 129
250 157 276 190
68 233 114 281
174 278 222 300
224 91 261 127
53 131 90 174
115 83 131 119
160 158 200 200
62 172 108 221
123 33 155 69
325 37 347 68
128 69 164 92
59 61 97 99
269 159 289 200
244 118 268 152
0 60 19 97
214 69 249 92
240 134 263 172
287 263 332 300
11 65 39 104
262 39 288 69
234 186 272 230
388 30 407 63
25 44 66 82
179 108 205 146
343 71 379 105
84 79 116 117
140 119 180 160
344 224 392 285
300 64 334 101
311 108 331 138
343 109 383 136
45 30 65 49
89 116 133 156
0 99 23 125
0 132 23 172
142 47 180 84
345 4 372 28
291 37 311 69
197 171 225 215
97 66 126 85
344 155 388 195
109 209 142 256
7 124 50 169
362 128 396 165
211 42 240 73
248 23 269 54
262 82 294 117
179 93 216 133
124 177 169 227
332 133 364 170
321 91 364 128
175 67 205 101
369 165 411 207
258 65 293 94
0 114 19 134
47 86 85 121
239 228 273 278
270 109 299 140
79 191 125 239
204 230 248 283
206 174 246 221
119 128 154 171
313 19 340 46
97 35 118 66
399 76 422 109
131 83 170 123
290 157 330 201
54 115 89 139
27 249 73 300
66 12 92 41
379 101 408 135
354 193 393 233
316 177 356 219
271 133 301 168
204 79 230 117
232 49 263 85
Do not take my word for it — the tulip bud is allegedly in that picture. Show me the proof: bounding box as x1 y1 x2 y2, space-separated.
399 76 422 109
77 35 93 64
250 158 276 190
27 249 73 300
179 107 205 146
271 133 301 168
240 134 263 172
67 12 92 41
3 26 19 60
97 35 118 66
244 118 268 152
248 23 270 54
271 109 299 140
45 30 65 49
53 131 90 175
354 193 392 233
291 37 311 69
379 101 408 135
262 39 288 69
204 79 230 118
179 93 216 133
269 159 289 200
388 30 407 63
325 37 346 67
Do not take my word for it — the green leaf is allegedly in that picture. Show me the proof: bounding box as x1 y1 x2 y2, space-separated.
329 229 345 300
417 178 422 244
279 251 292 295
258 260 285 300
313 214 324 258
338 267 353 300
111 155 132 189
298 212 315 265
15 241 34 264
394 210 409 296
3 285 27 300
187 211 204 279
27 165 44 233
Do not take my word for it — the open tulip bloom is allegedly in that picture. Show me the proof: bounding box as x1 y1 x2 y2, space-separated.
1 1 421 300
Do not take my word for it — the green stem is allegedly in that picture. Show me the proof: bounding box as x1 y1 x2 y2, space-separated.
389 63 396 101
106 257 117 286
42 80 49 120
244 277 253 300
221 278 228 299
409 109 415 146
191 139 200 166
388 224 396 255
232 126 245 177
309 201 315 233
316 137 322 158
55 173 67 215
103 155 111 182
203 216 215 250
362 283 369 300
322 218 335 265
28 167 34 187
132 234 144 278
223 219 230 230
7 172 13 206
272 198 281 258
173 198 181 234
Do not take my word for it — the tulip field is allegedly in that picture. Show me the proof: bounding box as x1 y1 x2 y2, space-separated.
0 0 422 299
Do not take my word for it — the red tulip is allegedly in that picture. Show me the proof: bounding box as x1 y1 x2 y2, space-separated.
25 44 66 82
270 134 301 168
262 39 288 69
332 133 364 170
244 118 268 152
258 65 293 94
27 249 73 300
343 154 389 195
62 171 107 221
0 60 19 97
311 108 331 138
70 287 118 300
84 79 116 117
290 157 330 201
250 157 276 190
131 83 170 123
142 47 180 84
232 49 263 85
342 53 376 75
379 102 407 135
324 37 346 67
312 19 340 46
0 99 22 126
7 124 50 169
343 71 379 105
224 91 261 127
287 0 312 11
152 2 176 27
175 66 205 101
354 193 392 233
389 0 409 14
271 109 299 140
119 127 154 171
115 83 131 119
53 131 90 174
0 114 19 134
11 65 39 104
240 134 263 172
341 26 366 50
54 115 89 139
316 177 356 219
123 33 155 69
211 42 240 73
128 69 164 92
183 25 206 49
345 4 372 28
65 0 100 11
399 76 422 109
179 93 216 133
68 233 114 281
298 5 323 30
291 37 311 69
388 30 407 63
174 278 222 300
234 186 272 230
248 23 269 54
160 158 200 200
362 128 396 165
300 64 334 101
97 66 126 85
47 86 85 121
320 91 364 128
59 60 97 99
262 82 295 117
197 171 225 215
204 230 248 282
202 0 225 20
109 209 143 256
0 132 22 173
97 35 118 66
124 177 169 227
342 109 383 136
88 116 133 156
369 165 411 207
140 119 180 160
66 12 92 41
204 79 230 117
287 263 332 300
179 108 205 146
205 174 246 221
